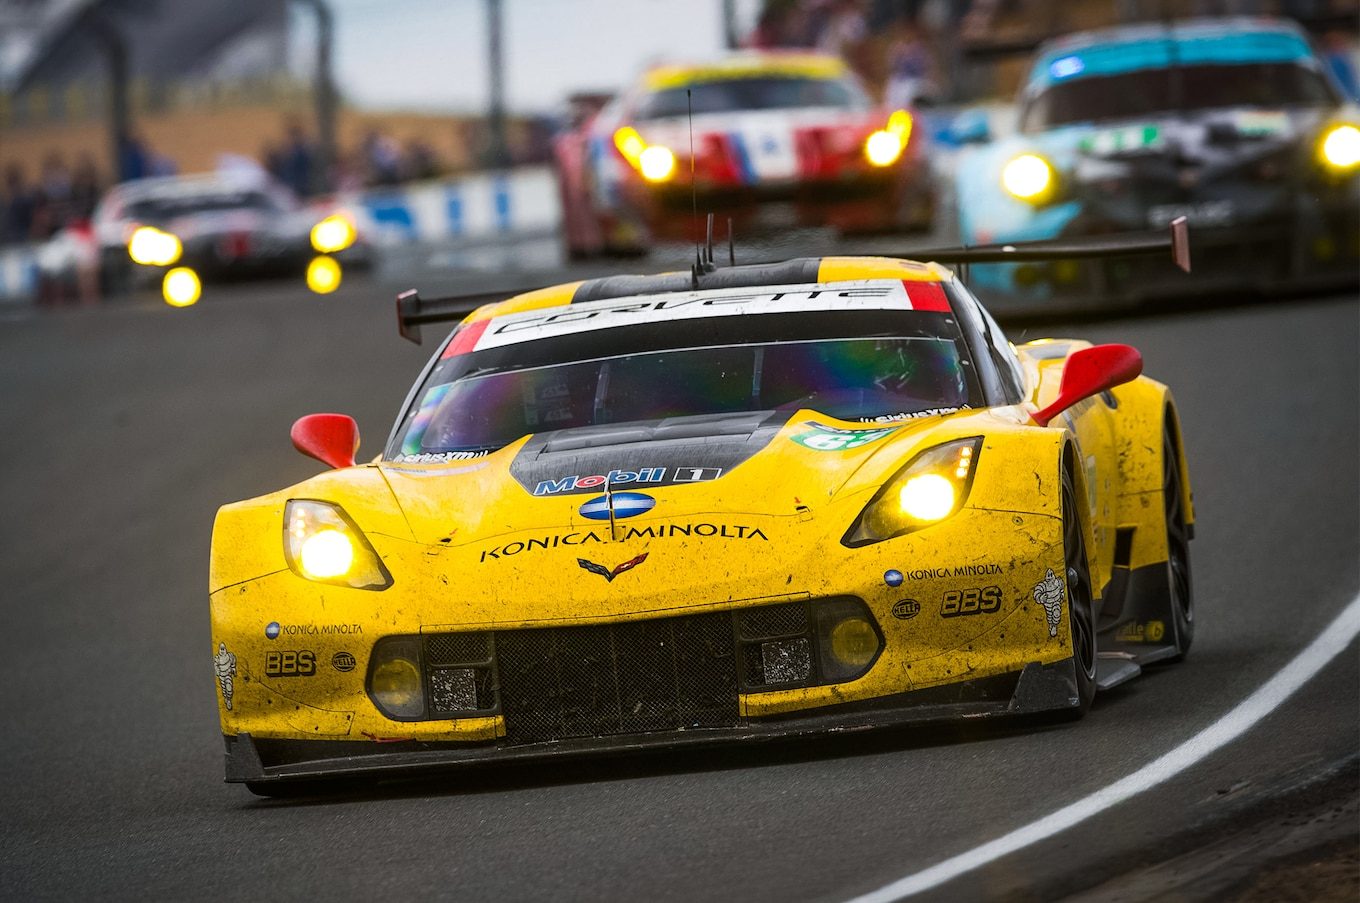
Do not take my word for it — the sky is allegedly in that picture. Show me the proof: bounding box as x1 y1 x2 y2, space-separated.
302 0 760 115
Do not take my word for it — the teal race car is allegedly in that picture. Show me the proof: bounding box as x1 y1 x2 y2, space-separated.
952 16 1359 305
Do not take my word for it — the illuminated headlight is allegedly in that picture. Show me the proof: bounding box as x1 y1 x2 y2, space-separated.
1319 124 1360 170
843 437 982 546
310 213 357 253
162 267 201 307
306 255 342 294
1002 154 1055 201
368 638 424 719
865 131 904 166
639 145 677 182
128 226 182 266
864 109 913 167
614 126 677 182
284 499 392 589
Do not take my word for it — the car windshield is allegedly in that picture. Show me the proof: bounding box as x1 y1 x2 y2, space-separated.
635 76 868 120
1020 61 1336 132
388 310 974 459
124 190 283 220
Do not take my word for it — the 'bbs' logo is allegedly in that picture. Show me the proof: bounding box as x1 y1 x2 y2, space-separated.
265 650 316 676
940 586 1003 618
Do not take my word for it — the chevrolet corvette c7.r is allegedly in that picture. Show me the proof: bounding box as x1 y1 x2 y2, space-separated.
210 234 1195 794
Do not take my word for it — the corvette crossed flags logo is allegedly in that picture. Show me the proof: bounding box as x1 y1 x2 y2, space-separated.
577 553 649 582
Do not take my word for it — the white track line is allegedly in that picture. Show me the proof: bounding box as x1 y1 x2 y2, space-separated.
846 591 1360 903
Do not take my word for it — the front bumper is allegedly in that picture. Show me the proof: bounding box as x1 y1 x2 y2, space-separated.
212 482 1079 785
226 657 1083 785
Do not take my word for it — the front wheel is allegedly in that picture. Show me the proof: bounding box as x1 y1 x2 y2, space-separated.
1062 469 1098 714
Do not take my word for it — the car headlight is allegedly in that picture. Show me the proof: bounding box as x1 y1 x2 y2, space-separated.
306 255 343 294
614 126 677 182
310 213 357 253
284 499 392 589
1002 153 1056 202
843 437 982 546
639 145 677 182
1319 123 1360 171
864 109 913 167
127 226 182 266
161 267 201 307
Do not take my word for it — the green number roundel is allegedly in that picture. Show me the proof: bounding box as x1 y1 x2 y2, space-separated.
792 422 897 451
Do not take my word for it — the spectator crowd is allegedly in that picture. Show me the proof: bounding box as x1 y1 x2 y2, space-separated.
260 120 445 198
2 153 104 247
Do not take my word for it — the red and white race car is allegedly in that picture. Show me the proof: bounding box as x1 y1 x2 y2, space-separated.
555 52 935 258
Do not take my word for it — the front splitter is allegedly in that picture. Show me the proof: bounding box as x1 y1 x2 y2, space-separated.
227 659 1081 786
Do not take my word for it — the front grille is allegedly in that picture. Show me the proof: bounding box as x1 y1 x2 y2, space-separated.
421 633 497 715
737 601 807 639
426 632 491 666
495 611 739 745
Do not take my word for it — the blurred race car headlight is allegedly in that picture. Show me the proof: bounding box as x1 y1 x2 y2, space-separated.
128 226 182 266
614 126 677 182
843 437 982 546
306 255 343 294
162 267 201 307
1319 123 1360 171
864 109 913 167
310 213 357 253
865 131 904 167
1002 154 1055 202
284 500 392 589
639 145 677 182
368 638 425 719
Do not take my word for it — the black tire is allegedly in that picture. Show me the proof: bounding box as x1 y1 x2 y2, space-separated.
1164 427 1195 659
1062 468 1098 714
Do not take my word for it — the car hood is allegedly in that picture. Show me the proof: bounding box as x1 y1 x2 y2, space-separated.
376 408 978 548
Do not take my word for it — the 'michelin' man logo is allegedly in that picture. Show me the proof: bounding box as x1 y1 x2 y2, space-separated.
1032 569 1065 638
214 643 237 710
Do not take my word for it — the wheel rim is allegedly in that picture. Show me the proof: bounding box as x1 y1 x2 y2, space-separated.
1164 433 1193 623
1063 486 1097 679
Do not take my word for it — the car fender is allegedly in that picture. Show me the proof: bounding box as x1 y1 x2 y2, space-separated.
209 465 412 594
1107 377 1194 572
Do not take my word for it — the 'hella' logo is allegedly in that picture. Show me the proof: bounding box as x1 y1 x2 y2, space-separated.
579 492 655 520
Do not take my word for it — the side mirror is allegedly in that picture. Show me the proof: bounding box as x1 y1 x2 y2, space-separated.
1032 344 1142 427
291 413 359 469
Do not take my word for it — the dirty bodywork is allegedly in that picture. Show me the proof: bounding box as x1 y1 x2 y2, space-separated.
209 255 1193 788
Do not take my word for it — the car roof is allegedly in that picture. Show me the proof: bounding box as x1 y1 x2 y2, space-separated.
1027 16 1315 94
642 52 848 93
109 171 274 202
463 256 954 324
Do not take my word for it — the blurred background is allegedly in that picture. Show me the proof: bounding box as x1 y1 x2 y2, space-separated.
1 4 1357 898
1 0 1355 306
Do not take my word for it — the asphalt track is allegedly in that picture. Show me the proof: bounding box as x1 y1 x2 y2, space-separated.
0 248 1356 901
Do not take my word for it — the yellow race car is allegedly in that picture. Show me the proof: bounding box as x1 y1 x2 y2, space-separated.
211 227 1195 795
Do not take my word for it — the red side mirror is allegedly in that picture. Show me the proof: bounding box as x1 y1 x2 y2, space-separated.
291 413 359 469
1032 344 1143 427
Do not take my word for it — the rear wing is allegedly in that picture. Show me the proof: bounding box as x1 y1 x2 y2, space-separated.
396 287 533 344
910 215 1191 276
393 218 1189 342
